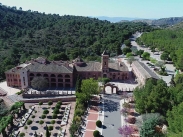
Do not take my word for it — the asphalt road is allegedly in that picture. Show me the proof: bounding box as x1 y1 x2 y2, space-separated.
102 94 121 137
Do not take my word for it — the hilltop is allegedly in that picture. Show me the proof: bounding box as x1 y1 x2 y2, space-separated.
120 17 183 26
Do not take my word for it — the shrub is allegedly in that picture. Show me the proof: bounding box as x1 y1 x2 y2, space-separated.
31 115 35 118
16 90 24 95
52 114 57 119
123 102 131 108
93 130 100 137
39 102 43 105
34 110 37 113
57 101 62 105
53 108 59 114
41 114 46 119
75 109 84 116
126 117 136 124
48 101 53 106
48 126 53 131
51 120 55 124
96 120 102 128
39 120 44 125
55 104 61 109
27 120 32 125
43 109 49 115
19 132 25 137
24 126 28 130
118 125 133 137
74 115 81 123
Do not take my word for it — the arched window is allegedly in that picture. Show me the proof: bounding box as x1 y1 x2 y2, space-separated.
65 75 70 78
29 73 34 77
36 73 41 77
51 78 56 82
51 74 56 77
58 74 63 78
43 74 49 77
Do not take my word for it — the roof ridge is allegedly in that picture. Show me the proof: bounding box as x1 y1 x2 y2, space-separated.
62 64 72 72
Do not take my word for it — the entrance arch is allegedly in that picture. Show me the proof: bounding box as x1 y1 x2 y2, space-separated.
103 83 119 94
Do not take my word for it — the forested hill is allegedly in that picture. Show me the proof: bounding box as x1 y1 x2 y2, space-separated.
0 4 153 80
136 23 183 70
132 17 183 26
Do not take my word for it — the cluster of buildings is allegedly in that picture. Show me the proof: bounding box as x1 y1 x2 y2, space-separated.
5 50 159 90
5 51 131 89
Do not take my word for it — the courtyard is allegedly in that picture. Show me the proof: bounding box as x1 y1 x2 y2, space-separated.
4 101 75 137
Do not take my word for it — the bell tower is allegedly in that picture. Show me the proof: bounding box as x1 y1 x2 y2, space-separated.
101 50 109 78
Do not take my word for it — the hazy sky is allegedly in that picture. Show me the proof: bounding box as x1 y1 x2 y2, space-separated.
0 0 182 19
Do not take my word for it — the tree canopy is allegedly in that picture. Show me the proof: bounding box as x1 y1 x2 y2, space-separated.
76 78 98 103
31 77 48 90
136 29 183 70
0 3 153 80
134 79 170 116
167 102 183 135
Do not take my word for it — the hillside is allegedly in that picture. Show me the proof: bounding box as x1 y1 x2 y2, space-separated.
167 22 183 30
124 17 183 26
0 4 153 80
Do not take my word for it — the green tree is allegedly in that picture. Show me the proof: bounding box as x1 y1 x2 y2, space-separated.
134 79 170 116
75 75 82 93
46 125 50 137
122 47 132 55
140 116 164 137
48 52 68 61
174 73 183 84
31 77 48 90
142 52 150 60
126 56 135 67
76 78 98 104
167 102 183 135
160 52 169 61
124 39 131 48
137 49 144 57
126 52 133 58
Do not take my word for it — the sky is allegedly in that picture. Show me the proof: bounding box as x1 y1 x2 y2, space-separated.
0 0 183 19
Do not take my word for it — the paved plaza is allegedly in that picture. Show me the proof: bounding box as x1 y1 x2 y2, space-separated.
0 81 20 95
105 80 138 94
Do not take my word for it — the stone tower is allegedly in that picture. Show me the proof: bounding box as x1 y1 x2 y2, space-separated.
101 50 109 78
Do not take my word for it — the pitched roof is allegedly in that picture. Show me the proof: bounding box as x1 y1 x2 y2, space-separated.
25 61 73 73
109 62 129 72
132 61 159 79
75 62 101 72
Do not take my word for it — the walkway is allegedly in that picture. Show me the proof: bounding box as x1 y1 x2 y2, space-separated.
82 96 104 137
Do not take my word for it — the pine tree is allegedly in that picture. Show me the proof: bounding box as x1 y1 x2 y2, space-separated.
46 125 50 137
75 75 82 93
34 131 38 137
